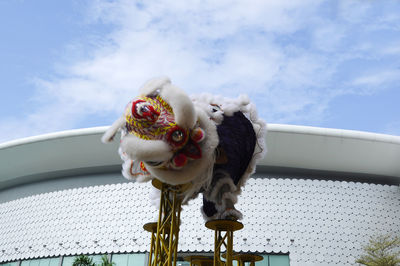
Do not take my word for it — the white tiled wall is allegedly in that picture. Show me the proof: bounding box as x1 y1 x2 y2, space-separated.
1 177 399 266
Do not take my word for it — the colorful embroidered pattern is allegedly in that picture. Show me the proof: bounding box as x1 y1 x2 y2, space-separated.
125 95 179 142
124 94 204 171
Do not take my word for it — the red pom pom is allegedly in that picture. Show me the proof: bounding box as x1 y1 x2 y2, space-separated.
173 153 187 168
191 128 205 143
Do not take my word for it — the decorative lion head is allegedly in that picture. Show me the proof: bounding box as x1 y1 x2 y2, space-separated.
102 77 218 186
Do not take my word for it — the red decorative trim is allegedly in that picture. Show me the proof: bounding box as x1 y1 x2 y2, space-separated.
140 161 148 172
131 99 146 119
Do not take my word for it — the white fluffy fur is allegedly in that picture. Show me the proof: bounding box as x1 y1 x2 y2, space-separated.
220 208 243 220
201 194 242 221
207 174 237 202
139 77 196 130
102 78 267 222
101 116 125 143
139 77 171 96
121 160 134 180
120 135 173 162
191 93 252 125
146 107 218 194
160 84 196 129
221 191 238 205
121 160 152 182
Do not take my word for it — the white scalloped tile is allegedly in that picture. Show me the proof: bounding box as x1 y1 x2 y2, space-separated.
0 177 399 266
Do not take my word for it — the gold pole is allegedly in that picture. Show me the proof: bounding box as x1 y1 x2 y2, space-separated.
143 223 158 266
205 220 243 266
173 202 181 266
145 180 184 266
214 230 219 266
149 229 155 265
167 190 176 266
155 183 165 265
226 230 233 266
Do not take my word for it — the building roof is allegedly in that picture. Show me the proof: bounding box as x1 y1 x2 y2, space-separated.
0 124 399 190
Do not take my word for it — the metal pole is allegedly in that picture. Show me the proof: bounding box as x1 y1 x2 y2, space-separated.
226 230 233 266
205 220 243 266
145 180 184 266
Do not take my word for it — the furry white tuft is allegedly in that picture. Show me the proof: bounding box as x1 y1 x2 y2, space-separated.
101 116 125 143
160 84 196 129
207 173 237 203
139 77 171 96
220 208 243 220
120 135 173 162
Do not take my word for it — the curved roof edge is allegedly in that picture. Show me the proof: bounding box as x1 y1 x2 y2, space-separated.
1 124 399 190
269 124 400 144
0 127 107 150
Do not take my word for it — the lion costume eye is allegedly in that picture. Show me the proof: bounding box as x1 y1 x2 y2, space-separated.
140 105 149 114
136 102 150 116
166 126 189 149
171 130 184 142
210 104 221 113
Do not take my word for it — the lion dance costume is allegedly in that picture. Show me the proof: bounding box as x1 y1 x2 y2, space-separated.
102 77 266 221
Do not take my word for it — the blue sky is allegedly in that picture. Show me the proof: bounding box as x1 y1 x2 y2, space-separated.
0 0 399 142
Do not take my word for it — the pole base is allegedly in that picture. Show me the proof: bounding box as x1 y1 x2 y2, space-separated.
205 219 243 231
205 219 244 266
222 253 263 266
184 255 213 266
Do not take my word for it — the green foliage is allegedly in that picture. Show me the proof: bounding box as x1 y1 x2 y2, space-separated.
72 255 115 266
72 255 96 266
356 235 400 266
100 255 115 266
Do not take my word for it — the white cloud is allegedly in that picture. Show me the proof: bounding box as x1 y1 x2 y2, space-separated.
312 22 347 52
351 70 400 88
380 42 400 55
1 0 400 142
